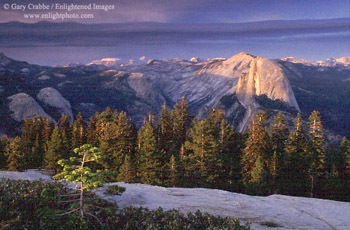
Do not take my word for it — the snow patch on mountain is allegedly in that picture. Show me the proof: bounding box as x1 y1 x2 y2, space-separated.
282 56 350 68
189 57 201 62
7 93 53 122
38 75 51 80
330 57 350 66
37 87 73 120
88 58 121 68
53 73 67 78
21 68 30 73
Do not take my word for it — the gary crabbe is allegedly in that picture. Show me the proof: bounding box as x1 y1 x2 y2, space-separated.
5 3 115 11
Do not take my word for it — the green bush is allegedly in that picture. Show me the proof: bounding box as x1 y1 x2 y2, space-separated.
104 184 126 196
0 179 116 230
115 207 250 230
260 221 281 228
0 179 250 230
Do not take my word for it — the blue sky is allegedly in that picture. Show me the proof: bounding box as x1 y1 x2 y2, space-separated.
0 0 349 23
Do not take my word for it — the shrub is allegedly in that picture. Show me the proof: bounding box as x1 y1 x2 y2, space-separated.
260 221 281 228
0 179 116 230
115 207 250 230
104 184 126 196
0 179 250 230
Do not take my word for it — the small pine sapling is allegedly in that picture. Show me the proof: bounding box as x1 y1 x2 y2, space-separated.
53 144 118 222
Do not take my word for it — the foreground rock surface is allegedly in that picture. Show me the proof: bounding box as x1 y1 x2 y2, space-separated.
99 182 350 230
1 170 349 230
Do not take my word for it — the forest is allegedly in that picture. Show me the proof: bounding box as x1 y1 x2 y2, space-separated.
0 97 349 201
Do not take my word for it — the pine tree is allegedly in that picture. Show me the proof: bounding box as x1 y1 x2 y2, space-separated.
20 116 55 169
115 112 138 172
157 103 174 156
0 137 8 169
346 141 350 177
72 112 87 149
218 119 231 188
249 155 271 195
343 138 350 201
42 118 54 153
117 154 137 183
19 117 52 169
53 144 111 218
283 113 310 196
320 142 348 201
205 109 229 188
170 97 192 186
166 154 179 187
97 109 119 170
218 118 244 192
138 114 162 185
97 109 137 174
307 110 325 197
175 143 187 187
172 97 191 156
270 112 289 193
6 137 25 171
241 112 272 195
86 113 99 147
58 113 72 151
44 128 69 171
339 137 350 178
184 109 228 188
156 103 175 182
184 119 207 187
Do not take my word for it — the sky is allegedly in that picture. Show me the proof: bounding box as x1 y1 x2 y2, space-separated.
0 0 349 24
0 0 349 65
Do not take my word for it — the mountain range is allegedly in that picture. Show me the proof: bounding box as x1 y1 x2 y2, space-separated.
0 52 349 139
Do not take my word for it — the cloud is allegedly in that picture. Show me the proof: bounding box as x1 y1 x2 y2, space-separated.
0 0 176 23
0 0 348 24
139 56 146 61
109 0 201 23
0 0 205 23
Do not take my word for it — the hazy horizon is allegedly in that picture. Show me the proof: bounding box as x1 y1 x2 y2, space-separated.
1 17 349 66
0 0 348 66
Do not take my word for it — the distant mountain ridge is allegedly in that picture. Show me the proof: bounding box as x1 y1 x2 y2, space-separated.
282 57 350 68
0 52 349 138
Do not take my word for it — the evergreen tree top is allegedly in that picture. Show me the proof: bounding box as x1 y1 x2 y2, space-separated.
308 110 323 137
